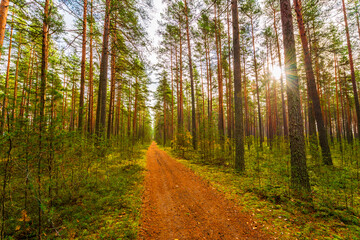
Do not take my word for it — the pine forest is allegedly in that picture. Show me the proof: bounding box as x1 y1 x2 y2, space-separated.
1 0 360 239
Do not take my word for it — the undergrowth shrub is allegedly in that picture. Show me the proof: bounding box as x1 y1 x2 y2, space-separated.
0 128 148 239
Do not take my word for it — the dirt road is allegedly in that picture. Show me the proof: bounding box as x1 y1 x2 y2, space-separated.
140 142 270 240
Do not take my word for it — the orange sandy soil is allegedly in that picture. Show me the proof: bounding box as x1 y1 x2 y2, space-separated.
139 142 272 239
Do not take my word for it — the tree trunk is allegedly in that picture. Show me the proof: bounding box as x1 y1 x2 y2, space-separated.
19 47 34 119
0 21 12 134
88 0 94 134
0 0 9 60
39 0 50 237
335 55 342 148
170 47 174 140
178 18 184 131
250 16 263 149
214 4 225 146
12 36 21 126
293 0 332 165
184 0 196 149
78 0 87 132
95 0 111 137
107 42 116 139
227 6 232 139
342 0 360 140
232 0 244 171
280 0 311 199
133 77 138 142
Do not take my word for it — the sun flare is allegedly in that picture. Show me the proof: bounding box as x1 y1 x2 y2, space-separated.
271 65 282 80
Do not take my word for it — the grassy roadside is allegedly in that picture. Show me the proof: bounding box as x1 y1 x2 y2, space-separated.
164 147 360 240
50 146 148 239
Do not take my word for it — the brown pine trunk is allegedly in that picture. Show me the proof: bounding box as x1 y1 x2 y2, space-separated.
178 19 184 131
19 47 34 119
70 76 76 131
335 55 342 146
133 77 138 142
342 0 360 140
294 0 332 165
0 0 9 60
107 43 116 139
175 44 180 134
25 57 36 121
62 72 67 129
227 6 232 139
266 49 273 147
184 0 196 149
214 4 225 146
339 70 347 141
78 0 87 131
0 21 12 134
205 36 211 123
39 0 50 236
242 43 250 141
12 36 22 125
250 16 263 148
88 0 94 134
232 0 244 171
163 96 166 145
127 79 132 137
170 47 174 140
280 0 311 199
200 56 205 135
115 77 122 136
95 0 111 137
346 94 354 144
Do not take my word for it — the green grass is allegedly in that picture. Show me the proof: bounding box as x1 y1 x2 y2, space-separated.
2 137 148 240
54 148 147 239
166 143 360 240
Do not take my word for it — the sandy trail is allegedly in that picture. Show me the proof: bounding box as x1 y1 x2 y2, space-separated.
139 142 270 240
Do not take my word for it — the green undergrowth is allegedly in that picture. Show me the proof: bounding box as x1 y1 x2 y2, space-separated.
55 146 147 239
1 132 148 239
166 142 360 240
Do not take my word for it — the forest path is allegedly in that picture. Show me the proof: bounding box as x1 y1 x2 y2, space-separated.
139 142 270 240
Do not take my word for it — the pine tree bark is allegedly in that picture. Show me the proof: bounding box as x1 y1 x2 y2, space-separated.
227 6 232 139
250 16 263 149
0 0 9 60
214 4 225 146
242 44 250 142
95 0 111 137
39 0 50 236
232 0 244 171
341 0 360 140
133 77 138 142
0 22 12 134
293 0 332 165
19 47 34 119
178 18 184 131
170 47 174 140
115 78 122 136
12 37 21 125
107 41 116 139
184 0 196 149
334 55 342 146
280 0 311 199
88 0 94 134
78 0 87 132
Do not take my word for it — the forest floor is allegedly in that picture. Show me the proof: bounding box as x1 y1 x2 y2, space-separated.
139 142 271 239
